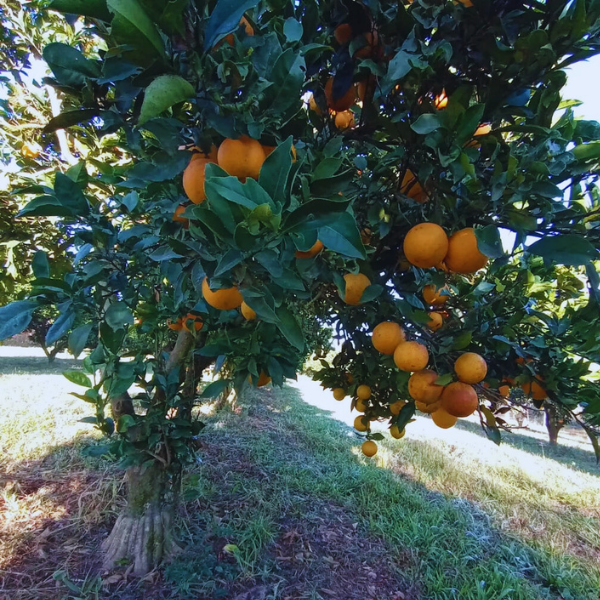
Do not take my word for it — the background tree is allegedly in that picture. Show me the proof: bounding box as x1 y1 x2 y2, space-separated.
1 0 600 576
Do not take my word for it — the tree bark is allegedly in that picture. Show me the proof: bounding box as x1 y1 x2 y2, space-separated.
103 329 194 575
545 404 564 446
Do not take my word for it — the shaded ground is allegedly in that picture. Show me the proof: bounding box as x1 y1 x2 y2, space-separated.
2 354 600 599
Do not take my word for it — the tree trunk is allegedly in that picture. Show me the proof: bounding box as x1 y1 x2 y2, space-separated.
545 404 564 446
102 463 180 574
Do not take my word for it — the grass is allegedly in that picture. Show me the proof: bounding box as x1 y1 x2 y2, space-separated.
1 352 600 599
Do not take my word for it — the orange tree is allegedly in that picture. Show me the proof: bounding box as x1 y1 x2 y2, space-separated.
1 0 600 575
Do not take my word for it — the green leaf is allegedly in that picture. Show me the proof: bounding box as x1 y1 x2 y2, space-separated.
455 104 485 145
318 213 365 259
283 17 303 42
117 414 136 432
411 114 443 135
0 301 38 341
201 379 232 398
138 75 195 125
276 306 304 351
54 172 89 216
528 235 598 266
43 109 100 133
105 302 134 330
43 43 100 87
259 136 293 202
357 284 383 303
434 373 454 386
69 323 94 357
107 0 166 60
49 0 111 20
215 249 244 276
46 308 76 346
266 49 305 114
452 331 473 350
204 0 261 50
63 370 92 388
17 195 73 218
393 402 416 432
475 226 504 259
32 251 50 279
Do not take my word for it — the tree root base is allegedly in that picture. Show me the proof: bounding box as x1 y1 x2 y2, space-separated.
102 507 180 576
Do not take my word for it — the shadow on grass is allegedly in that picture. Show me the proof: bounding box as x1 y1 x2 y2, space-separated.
451 416 600 477
0 356 82 376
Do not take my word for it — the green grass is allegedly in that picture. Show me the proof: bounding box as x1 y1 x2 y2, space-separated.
1 355 600 599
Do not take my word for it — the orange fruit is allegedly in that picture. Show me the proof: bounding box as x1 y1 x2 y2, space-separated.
257 371 271 387
346 372 354 384
356 385 371 401
172 205 189 228
434 91 448 109
241 302 257 320
454 352 488 384
390 400 406 416
408 369 443 404
498 384 510 397
362 440 377 457
354 415 369 432
202 277 243 310
342 273 371 305
333 388 346 401
295 240 324 259
423 284 450 306
334 110 355 130
393 341 429 372
431 408 458 429
182 313 203 332
21 141 42 159
390 425 405 439
190 144 218 162
465 123 491 147
400 169 427 202
353 31 380 58
223 16 254 45
416 400 442 413
357 75 376 102
372 321 406 355
403 223 449 269
521 379 548 401
308 93 322 115
355 398 368 412
456 0 474 6
183 158 214 204
445 228 488 274
334 23 352 45
217 136 266 181
426 312 444 332
325 77 356 112
440 382 478 417
361 228 372 245
168 317 183 331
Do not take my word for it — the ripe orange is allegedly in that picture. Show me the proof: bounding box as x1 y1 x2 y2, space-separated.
334 23 352 45
308 93 322 115
408 369 443 404
456 0 474 6
183 158 214 204
325 77 356 112
361 228 372 245
21 141 42 159
173 205 189 228
390 425 405 439
440 382 478 417
182 313 203 332
355 398 368 412
168 317 183 331
217 136 266 181
400 169 427 203
434 91 448 109
190 144 218 162
357 385 371 401
422 284 450 306
416 400 442 413
202 277 243 310
390 400 406 416
353 31 380 58
334 110 355 130
362 440 377 457
342 273 371 305
257 371 271 387
223 16 254 45
431 408 458 429
498 384 510 397
333 388 346 401
393 341 429 372
372 321 406 355
444 228 488 274
345 372 354 384
454 352 488 384
521 379 548 401
295 240 324 259
241 302 257 320
403 223 449 269
426 312 444 332
354 415 368 431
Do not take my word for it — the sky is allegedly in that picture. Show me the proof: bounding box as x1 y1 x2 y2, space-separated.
562 53 600 122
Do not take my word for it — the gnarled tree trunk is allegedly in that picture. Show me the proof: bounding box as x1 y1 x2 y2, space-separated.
545 403 564 446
